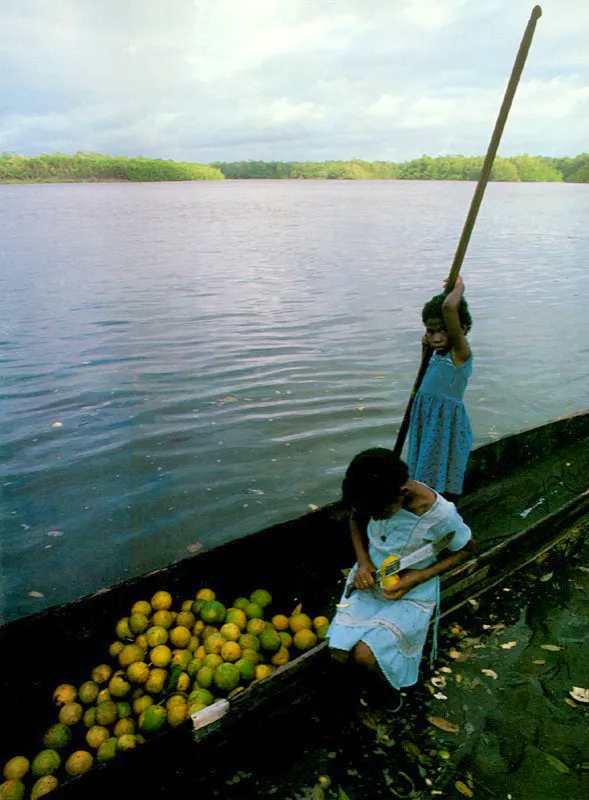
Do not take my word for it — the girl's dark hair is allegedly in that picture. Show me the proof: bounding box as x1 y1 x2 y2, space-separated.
422 293 472 333
341 448 409 516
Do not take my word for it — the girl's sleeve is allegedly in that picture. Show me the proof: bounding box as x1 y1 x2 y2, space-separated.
446 508 472 551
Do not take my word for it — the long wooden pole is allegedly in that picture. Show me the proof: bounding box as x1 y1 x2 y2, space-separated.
393 5 542 457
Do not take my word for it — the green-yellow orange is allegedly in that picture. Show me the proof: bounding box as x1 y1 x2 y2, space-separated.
91 664 112 685
169 626 192 649
0 780 25 800
259 628 282 653
196 666 214 689
95 700 117 727
114 718 135 737
43 724 71 750
176 611 195 629
138 704 167 734
58 702 83 726
214 663 240 692
249 589 272 608
150 645 172 668
152 610 174 629
133 695 154 716
52 684 76 707
245 603 263 620
131 600 152 617
200 601 226 624
129 613 149 634
2 758 29 781
144 668 167 695
293 629 318 651
202 654 223 670
224 609 247 631
151 590 173 610
118 644 145 669
78 681 99 705
246 618 266 636
96 738 118 764
145 626 168 648
116 735 137 752
115 617 133 641
31 751 60 778
85 726 110 749
235 658 256 682
108 673 131 698
127 661 150 685
220 622 241 641
31 775 59 799
64 751 93 776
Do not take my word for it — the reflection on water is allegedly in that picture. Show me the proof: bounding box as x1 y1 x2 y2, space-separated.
1 180 588 621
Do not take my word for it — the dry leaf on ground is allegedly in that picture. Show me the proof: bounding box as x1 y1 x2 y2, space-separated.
427 715 460 733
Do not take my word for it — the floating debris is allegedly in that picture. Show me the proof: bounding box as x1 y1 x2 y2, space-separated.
540 644 563 651
519 498 545 518
28 590 44 598
186 542 203 553
52 421 63 428
481 669 498 679
500 641 518 649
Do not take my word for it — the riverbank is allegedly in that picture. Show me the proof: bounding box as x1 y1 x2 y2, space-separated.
2 152 588 183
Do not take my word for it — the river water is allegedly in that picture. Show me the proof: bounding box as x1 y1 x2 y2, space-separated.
1 180 588 623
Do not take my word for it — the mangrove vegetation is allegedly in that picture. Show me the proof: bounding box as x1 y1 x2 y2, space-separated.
1 152 588 183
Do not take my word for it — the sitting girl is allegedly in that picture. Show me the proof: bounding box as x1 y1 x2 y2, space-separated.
327 447 474 694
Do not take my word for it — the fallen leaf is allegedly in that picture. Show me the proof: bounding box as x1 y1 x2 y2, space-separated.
481 669 498 679
52 421 63 428
578 566 589 573
439 666 453 674
540 644 563 652
455 780 474 797
532 659 546 665
427 715 460 733
308 504 319 511
434 692 448 700
28 590 44 598
431 676 447 688
500 641 518 650
455 675 463 683
291 603 303 616
564 698 577 708
539 572 554 582
186 542 203 553
569 687 589 704
217 396 239 403
448 649 461 659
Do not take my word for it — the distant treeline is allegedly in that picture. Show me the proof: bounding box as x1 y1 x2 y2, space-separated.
0 152 223 182
1 152 588 183
213 154 589 182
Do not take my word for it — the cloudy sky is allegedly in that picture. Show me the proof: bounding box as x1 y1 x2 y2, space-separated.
1 0 587 163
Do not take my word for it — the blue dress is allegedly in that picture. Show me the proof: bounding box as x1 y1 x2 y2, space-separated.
327 493 471 689
407 351 473 494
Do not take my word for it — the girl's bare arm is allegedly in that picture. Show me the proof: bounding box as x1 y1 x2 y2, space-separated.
442 276 471 366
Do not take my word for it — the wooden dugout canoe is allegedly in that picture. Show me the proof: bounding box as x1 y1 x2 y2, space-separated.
1 410 588 798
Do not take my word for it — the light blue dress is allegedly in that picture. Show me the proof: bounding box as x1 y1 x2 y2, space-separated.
327 493 471 689
407 351 473 494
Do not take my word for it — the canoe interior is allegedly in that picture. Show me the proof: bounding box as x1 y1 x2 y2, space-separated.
1 410 588 796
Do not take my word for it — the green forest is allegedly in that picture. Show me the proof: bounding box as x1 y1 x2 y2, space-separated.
1 151 588 183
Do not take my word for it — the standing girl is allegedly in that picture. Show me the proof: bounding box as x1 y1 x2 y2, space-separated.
406 276 473 501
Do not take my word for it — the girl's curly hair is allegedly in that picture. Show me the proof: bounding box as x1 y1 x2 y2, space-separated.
422 293 472 333
341 448 409 517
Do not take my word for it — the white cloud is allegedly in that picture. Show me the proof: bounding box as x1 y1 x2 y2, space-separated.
0 0 587 161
